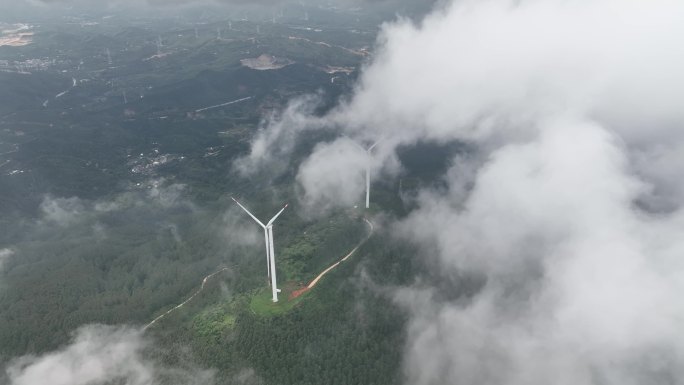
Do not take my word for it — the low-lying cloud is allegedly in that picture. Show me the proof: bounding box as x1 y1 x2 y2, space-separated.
36 180 194 229
297 139 370 211
18 0 424 9
238 0 684 383
234 94 325 178
4 325 214 385
39 196 86 227
0 249 13 272
397 118 684 384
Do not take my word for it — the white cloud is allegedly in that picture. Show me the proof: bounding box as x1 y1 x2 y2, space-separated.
239 0 684 383
234 94 324 178
5 325 214 385
0 248 13 271
39 196 85 227
397 118 684 383
296 139 371 212
240 0 684 212
146 181 190 209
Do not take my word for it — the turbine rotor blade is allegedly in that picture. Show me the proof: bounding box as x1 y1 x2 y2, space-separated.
231 197 266 228
367 140 381 152
347 138 366 152
266 203 288 226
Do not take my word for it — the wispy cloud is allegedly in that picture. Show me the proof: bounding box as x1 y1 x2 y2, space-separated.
238 0 684 383
5 325 215 385
18 0 423 9
0 248 13 272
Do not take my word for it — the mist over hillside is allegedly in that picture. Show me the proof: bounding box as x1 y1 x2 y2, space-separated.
2 1 684 385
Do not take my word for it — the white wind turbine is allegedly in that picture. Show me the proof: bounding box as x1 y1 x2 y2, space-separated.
232 197 288 302
351 139 380 209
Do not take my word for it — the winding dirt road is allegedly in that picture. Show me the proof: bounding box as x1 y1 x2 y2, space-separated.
143 267 230 331
307 218 374 289
144 217 374 329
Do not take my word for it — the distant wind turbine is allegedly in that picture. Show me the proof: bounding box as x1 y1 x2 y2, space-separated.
298 2 309 21
232 197 288 302
351 139 380 209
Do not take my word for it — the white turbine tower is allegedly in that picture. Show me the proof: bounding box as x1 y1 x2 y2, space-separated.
351 140 380 209
232 197 288 302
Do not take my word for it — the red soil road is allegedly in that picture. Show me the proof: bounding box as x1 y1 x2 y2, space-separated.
289 287 309 300
146 218 374 327
290 218 374 300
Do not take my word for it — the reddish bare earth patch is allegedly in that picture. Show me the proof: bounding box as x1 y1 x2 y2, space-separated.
289 287 309 300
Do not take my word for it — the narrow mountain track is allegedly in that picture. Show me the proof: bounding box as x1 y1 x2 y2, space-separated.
145 217 374 329
292 218 374 298
143 267 230 331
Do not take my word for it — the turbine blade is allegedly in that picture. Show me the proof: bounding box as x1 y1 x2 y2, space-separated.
348 138 366 152
266 203 288 226
231 197 266 228
367 140 381 152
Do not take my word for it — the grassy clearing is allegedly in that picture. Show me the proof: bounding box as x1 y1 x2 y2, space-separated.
248 284 309 317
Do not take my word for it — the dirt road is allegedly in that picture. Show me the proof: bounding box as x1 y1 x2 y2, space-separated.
143 267 230 331
145 217 374 328
302 218 374 292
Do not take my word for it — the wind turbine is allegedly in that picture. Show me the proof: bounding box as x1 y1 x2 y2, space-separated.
350 139 380 209
232 197 288 302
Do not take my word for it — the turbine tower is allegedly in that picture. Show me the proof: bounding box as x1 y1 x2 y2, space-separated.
232 197 288 302
351 140 380 209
